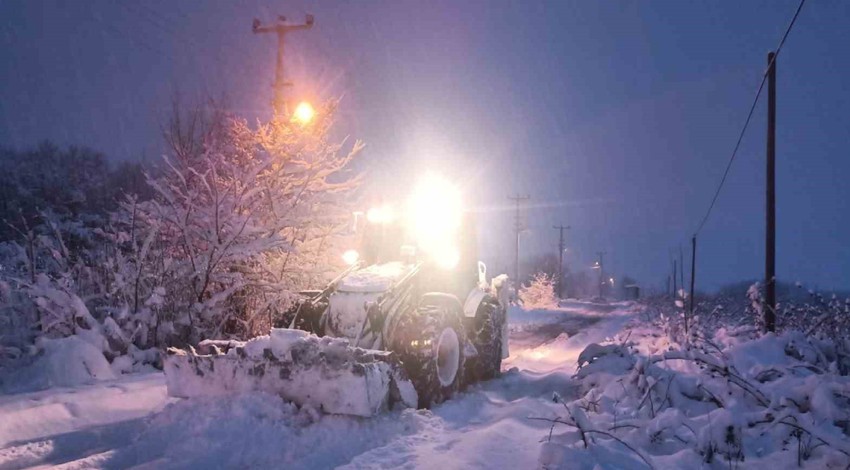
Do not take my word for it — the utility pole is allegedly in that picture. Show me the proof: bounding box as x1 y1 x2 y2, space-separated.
252 14 315 115
672 260 677 297
679 244 685 297
508 194 530 290
596 251 606 299
689 236 697 333
553 224 570 298
765 51 777 332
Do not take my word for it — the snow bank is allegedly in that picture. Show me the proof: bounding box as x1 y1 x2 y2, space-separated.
0 336 116 393
38 336 116 387
540 312 850 469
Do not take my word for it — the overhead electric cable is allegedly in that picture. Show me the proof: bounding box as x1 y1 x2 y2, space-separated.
693 0 806 235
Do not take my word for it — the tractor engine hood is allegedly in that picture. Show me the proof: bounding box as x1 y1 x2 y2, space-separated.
327 262 414 343
336 262 413 293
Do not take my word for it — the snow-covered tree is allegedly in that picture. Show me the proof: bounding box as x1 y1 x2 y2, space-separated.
114 100 363 345
519 272 558 309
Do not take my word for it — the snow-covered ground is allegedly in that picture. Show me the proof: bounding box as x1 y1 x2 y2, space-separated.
0 301 635 469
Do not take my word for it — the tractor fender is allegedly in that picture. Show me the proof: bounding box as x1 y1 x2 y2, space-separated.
462 288 488 319
384 293 463 349
419 292 463 312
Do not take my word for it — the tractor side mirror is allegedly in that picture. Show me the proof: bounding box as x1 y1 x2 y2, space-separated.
478 261 487 288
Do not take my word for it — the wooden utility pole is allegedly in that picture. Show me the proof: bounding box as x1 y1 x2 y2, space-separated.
252 14 315 115
765 51 777 332
679 245 685 297
672 260 677 297
596 251 606 299
689 236 697 332
508 194 530 289
553 224 570 298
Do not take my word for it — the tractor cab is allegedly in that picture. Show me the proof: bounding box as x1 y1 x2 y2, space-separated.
345 173 481 303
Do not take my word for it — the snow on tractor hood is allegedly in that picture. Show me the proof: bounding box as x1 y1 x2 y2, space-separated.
337 262 412 293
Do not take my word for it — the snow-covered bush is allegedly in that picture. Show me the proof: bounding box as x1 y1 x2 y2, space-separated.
520 272 558 309
0 99 364 377
539 291 850 469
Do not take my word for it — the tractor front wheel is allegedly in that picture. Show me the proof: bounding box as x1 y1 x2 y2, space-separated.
393 303 466 408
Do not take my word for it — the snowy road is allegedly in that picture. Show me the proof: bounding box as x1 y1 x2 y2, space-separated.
0 302 637 470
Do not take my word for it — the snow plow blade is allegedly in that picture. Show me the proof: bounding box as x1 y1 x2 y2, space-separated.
164 329 417 417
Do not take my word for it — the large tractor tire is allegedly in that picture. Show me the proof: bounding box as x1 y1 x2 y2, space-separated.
465 298 505 382
393 301 467 408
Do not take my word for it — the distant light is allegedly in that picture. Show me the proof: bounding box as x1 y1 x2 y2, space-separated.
293 101 315 125
342 249 360 265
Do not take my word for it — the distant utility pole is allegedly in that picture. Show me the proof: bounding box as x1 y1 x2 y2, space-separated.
508 194 530 288
672 260 677 297
553 224 570 298
596 251 606 299
252 14 315 115
765 51 777 332
679 244 685 297
689 236 697 333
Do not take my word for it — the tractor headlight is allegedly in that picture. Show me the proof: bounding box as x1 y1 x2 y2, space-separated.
407 173 463 268
342 249 360 265
366 205 394 224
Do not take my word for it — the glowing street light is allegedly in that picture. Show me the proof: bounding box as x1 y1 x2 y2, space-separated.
292 101 315 125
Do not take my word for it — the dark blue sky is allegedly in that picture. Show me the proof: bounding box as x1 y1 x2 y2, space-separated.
1 1 848 291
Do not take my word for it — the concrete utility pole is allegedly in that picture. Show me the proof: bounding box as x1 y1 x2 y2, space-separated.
508 194 530 289
765 51 777 332
252 14 315 115
553 224 570 298
596 251 606 299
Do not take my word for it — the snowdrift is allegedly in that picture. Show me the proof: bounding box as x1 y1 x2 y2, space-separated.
540 323 850 469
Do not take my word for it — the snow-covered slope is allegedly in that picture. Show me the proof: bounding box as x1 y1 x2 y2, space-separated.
0 302 631 469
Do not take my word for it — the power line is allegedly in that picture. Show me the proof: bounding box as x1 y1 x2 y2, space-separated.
693 0 806 235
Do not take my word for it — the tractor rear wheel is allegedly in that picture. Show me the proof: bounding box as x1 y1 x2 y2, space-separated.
393 303 466 408
465 298 505 382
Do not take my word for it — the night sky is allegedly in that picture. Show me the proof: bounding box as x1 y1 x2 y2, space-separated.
1 0 848 292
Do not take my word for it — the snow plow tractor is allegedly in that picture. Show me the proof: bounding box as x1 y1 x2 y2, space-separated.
164 174 509 417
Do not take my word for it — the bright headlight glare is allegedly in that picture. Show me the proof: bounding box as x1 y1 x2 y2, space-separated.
367 206 394 224
342 249 360 266
434 245 460 270
407 174 462 256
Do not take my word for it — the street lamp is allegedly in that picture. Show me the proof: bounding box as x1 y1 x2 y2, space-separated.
292 101 316 125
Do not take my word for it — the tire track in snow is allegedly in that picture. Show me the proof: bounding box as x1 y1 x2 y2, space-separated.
339 302 638 469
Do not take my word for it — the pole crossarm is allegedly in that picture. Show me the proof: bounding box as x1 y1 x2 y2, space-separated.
252 15 315 115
